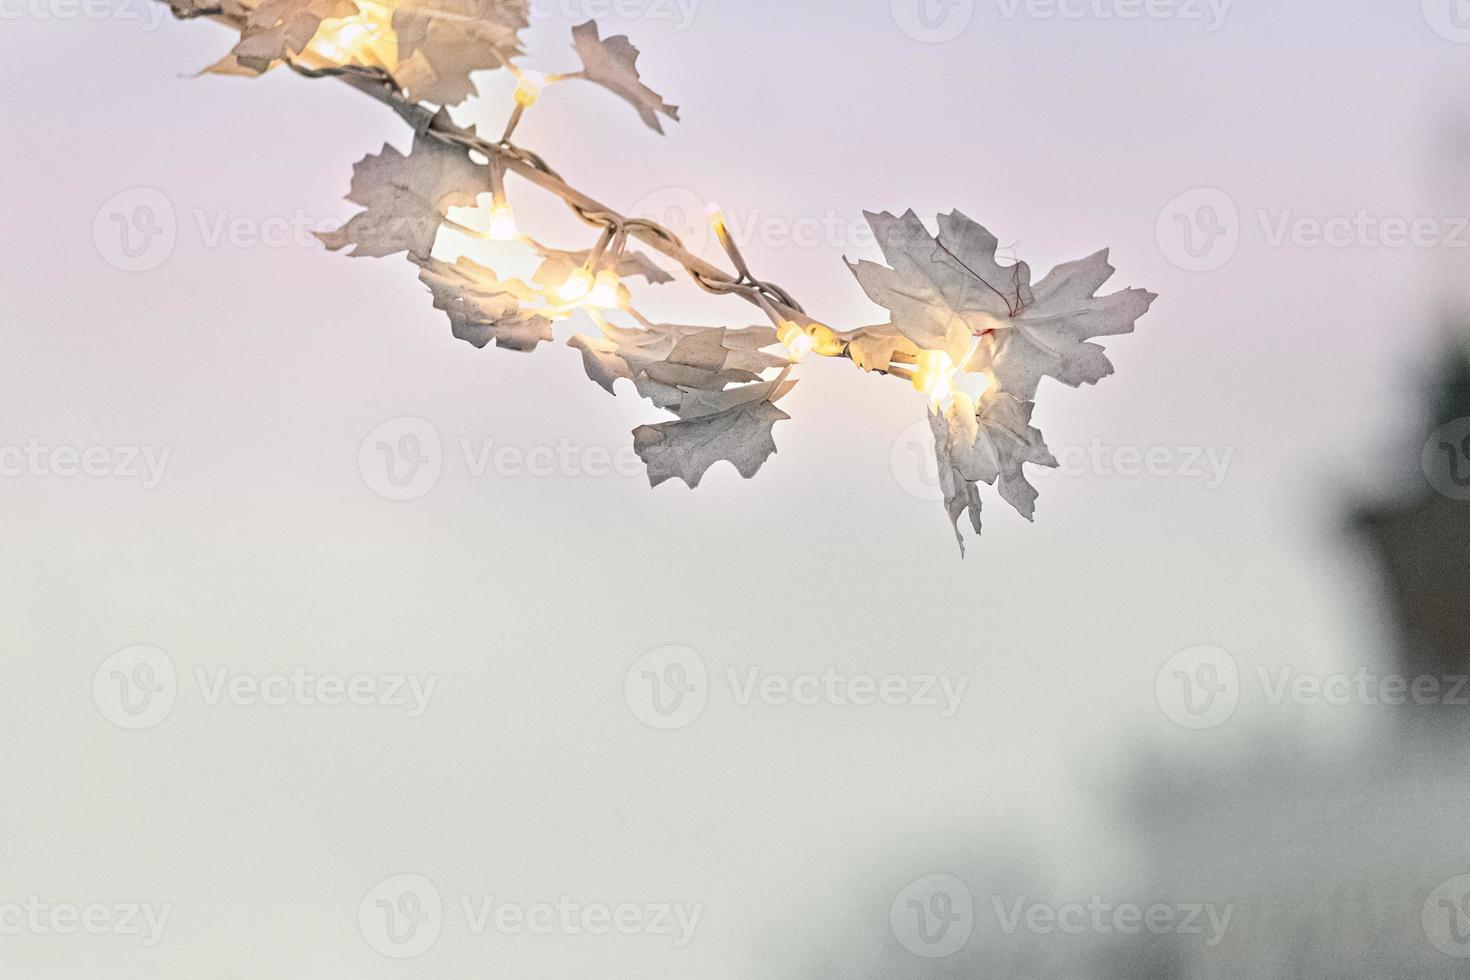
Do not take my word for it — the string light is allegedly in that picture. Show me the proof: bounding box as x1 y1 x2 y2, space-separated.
558 266 596 303
777 320 814 360
912 349 957 406
588 269 623 308
514 70 548 107
807 323 844 357
705 202 728 238
309 1 391 65
487 202 518 241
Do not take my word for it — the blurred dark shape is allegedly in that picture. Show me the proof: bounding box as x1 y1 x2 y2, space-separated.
1356 342 1470 682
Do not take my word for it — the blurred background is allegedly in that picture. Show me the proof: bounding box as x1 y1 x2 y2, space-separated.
2 0 1470 976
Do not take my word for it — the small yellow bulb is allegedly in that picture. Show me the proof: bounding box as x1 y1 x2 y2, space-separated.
777 320 814 360
808 323 844 357
310 15 379 62
588 269 623 309
514 71 547 107
558 267 595 303
487 202 518 241
913 349 957 404
705 202 727 236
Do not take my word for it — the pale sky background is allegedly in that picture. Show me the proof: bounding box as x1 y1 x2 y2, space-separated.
2 0 1469 977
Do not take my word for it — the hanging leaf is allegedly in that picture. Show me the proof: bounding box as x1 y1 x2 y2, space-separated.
532 247 675 287
850 210 1154 399
634 378 796 488
392 0 529 105
570 322 792 486
571 20 680 134
969 247 1158 400
568 322 785 409
929 389 1058 556
847 210 1032 362
230 0 358 71
317 132 483 259
412 256 552 352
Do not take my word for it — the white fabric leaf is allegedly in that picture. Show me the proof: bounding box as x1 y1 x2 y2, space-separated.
231 0 357 71
570 20 679 134
392 0 528 106
412 256 551 352
849 210 1155 399
930 389 1059 556
633 378 795 488
317 132 483 259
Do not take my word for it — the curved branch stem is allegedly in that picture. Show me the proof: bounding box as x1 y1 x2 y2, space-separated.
167 1 920 381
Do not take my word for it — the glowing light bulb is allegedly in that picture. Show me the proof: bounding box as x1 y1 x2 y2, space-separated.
777 320 814 360
588 269 623 308
515 71 547 107
487 202 518 241
807 323 844 357
705 202 727 236
310 14 381 62
558 267 595 303
913 349 957 405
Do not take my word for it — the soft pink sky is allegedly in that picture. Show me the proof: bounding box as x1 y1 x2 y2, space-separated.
2 1 1468 976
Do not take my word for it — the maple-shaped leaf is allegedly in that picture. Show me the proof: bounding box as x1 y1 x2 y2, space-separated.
634 378 795 488
392 0 528 105
849 210 1154 399
532 247 675 288
929 389 1058 555
841 323 920 374
231 0 357 71
412 255 551 352
968 248 1157 400
570 21 679 134
568 322 784 411
317 132 483 259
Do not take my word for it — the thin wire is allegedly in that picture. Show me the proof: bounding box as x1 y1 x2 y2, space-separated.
185 9 874 359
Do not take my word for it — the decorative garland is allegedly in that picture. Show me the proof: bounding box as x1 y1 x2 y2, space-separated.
158 0 1157 554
